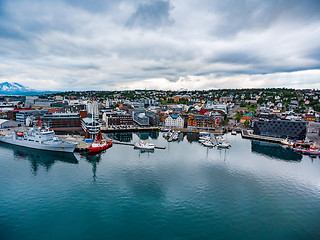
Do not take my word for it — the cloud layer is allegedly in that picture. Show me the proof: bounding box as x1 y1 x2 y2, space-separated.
0 0 319 90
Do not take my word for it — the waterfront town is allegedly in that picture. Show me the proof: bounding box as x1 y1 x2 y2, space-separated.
0 88 320 151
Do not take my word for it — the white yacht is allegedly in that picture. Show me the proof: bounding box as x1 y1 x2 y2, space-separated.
202 140 215 147
0 128 78 153
134 141 155 150
216 140 231 148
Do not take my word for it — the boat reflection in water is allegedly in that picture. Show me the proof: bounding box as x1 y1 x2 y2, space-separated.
251 140 302 161
134 148 155 154
82 152 102 181
0 142 78 174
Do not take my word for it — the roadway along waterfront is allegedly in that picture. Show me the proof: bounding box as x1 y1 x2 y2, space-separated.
0 132 320 240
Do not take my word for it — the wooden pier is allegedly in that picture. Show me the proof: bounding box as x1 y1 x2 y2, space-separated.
241 129 283 144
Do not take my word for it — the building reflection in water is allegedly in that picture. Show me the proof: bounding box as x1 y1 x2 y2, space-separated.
149 131 159 139
186 133 198 143
251 141 302 161
109 132 133 142
138 132 149 140
0 143 78 175
134 131 159 141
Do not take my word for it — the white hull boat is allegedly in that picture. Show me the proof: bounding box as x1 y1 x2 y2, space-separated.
0 128 77 153
202 140 215 147
134 141 155 150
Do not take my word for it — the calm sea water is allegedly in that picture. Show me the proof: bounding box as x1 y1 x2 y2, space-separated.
1 132 320 240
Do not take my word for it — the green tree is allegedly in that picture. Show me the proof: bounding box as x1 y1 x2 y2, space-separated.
244 120 250 127
234 112 242 122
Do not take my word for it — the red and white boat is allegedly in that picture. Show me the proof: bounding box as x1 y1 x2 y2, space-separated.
88 140 112 153
293 145 320 155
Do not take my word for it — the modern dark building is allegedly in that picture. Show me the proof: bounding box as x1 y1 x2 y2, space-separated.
252 119 307 140
41 113 82 132
133 112 149 126
145 111 160 126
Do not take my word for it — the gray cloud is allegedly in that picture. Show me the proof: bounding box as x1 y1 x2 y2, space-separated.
0 0 319 90
126 0 173 29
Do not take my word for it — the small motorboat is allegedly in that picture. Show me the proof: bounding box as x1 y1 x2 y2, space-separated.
231 130 237 135
281 138 294 147
88 140 112 153
216 141 231 149
172 132 179 141
199 136 211 143
17 132 24 137
202 140 215 147
134 141 155 150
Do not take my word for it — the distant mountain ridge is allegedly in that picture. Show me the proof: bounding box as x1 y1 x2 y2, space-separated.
0 82 55 95
0 82 33 92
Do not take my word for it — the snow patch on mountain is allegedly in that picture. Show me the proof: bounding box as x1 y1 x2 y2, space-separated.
0 82 33 92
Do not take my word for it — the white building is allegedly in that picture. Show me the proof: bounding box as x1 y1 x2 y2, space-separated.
86 101 99 119
81 117 101 139
165 115 184 128
205 104 229 114
25 96 39 108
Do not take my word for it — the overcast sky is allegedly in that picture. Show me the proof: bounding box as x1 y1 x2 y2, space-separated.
0 0 320 91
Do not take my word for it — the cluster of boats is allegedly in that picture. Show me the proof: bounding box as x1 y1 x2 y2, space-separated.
198 132 231 148
162 130 180 142
280 138 320 155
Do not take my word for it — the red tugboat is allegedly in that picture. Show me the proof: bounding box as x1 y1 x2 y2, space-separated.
88 140 112 153
293 143 320 155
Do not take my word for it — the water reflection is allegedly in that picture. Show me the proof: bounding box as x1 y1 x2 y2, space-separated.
134 148 155 153
251 141 302 161
109 132 133 142
0 143 78 175
149 131 159 139
83 153 102 181
185 133 198 143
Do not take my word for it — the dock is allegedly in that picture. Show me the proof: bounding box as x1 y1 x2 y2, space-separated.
241 129 282 143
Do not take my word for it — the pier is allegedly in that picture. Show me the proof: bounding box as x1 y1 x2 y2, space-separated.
241 129 283 143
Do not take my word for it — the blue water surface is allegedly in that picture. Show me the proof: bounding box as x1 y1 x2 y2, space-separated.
0 133 320 240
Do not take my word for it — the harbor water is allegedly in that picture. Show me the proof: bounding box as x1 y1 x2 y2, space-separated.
1 133 320 240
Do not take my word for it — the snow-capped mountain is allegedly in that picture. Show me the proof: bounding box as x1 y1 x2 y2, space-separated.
0 82 55 95
0 82 33 92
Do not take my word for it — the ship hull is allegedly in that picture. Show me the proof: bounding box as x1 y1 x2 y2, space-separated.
0 137 77 153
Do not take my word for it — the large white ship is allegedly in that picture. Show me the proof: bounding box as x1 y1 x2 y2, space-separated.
0 128 78 153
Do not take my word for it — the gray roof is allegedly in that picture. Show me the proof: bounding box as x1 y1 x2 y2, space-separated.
0 119 9 124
